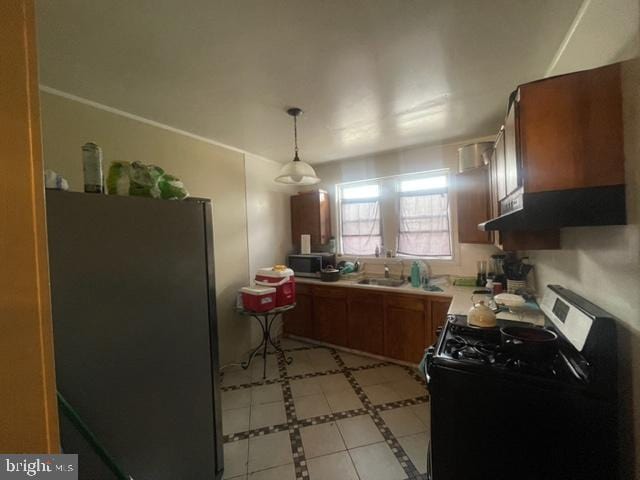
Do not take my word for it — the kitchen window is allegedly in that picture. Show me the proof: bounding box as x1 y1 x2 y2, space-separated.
336 171 452 259
339 184 382 255
397 175 451 257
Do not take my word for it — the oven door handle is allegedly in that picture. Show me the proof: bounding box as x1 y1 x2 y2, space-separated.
423 346 435 386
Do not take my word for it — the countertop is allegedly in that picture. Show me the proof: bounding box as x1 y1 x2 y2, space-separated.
296 276 545 326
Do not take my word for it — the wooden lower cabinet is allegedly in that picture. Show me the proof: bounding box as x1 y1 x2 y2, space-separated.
384 294 427 364
283 284 313 338
347 289 385 356
427 297 452 347
312 286 348 347
283 283 452 364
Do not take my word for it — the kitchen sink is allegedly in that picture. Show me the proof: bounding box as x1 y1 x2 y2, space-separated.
357 277 405 287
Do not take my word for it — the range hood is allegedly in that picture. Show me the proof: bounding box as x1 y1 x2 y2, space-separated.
479 185 627 231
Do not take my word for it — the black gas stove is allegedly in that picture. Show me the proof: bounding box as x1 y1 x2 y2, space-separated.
438 315 588 384
423 285 618 480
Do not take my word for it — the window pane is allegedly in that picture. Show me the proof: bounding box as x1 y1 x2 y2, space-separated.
342 184 380 200
340 200 382 255
341 202 381 235
398 232 451 257
398 193 451 257
400 175 447 193
343 235 383 256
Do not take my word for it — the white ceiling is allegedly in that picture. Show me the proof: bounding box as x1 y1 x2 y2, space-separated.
35 0 582 164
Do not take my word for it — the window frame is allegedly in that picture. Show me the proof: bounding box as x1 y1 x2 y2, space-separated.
335 169 454 260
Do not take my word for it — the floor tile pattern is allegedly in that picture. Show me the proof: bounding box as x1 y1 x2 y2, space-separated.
220 338 430 480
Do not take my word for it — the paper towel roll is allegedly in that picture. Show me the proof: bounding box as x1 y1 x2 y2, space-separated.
301 234 311 254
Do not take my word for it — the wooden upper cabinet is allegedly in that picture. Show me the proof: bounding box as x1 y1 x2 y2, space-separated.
456 165 493 244
503 97 521 197
517 63 624 193
347 289 385 356
487 136 561 251
291 190 331 250
494 128 507 202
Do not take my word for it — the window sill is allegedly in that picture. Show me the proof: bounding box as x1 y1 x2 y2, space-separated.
339 254 454 263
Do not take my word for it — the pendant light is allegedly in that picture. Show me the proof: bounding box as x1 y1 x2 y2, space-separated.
274 107 320 185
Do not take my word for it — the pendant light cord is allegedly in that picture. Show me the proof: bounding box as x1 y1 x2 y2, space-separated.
293 115 299 161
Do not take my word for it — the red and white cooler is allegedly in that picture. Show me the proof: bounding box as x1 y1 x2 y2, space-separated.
255 266 296 307
240 286 277 312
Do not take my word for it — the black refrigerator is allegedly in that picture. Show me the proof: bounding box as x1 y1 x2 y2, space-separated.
46 190 223 479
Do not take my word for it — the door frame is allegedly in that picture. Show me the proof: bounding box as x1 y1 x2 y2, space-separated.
0 0 60 453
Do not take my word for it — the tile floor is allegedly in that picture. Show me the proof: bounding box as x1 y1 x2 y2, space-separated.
220 338 430 480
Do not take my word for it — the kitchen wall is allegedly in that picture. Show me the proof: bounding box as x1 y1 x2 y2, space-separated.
308 136 501 277
244 153 293 340
39 90 290 366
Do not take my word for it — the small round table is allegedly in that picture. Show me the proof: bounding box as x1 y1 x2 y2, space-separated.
236 304 295 379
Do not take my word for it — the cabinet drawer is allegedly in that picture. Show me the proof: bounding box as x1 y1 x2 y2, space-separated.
313 285 347 299
385 294 425 312
296 283 312 295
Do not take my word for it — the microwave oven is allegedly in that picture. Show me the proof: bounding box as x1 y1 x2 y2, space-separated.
287 253 336 278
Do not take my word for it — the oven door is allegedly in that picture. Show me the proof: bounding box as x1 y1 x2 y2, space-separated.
426 362 615 480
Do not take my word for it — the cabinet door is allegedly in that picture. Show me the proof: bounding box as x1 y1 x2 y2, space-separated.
456 166 493 244
518 63 623 193
313 287 348 347
318 191 331 246
291 191 332 249
384 295 426 363
291 193 319 248
494 128 507 202
347 290 385 356
427 297 452 347
504 95 521 196
283 291 313 338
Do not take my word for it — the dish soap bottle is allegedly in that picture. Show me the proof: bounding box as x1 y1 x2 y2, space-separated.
411 261 421 288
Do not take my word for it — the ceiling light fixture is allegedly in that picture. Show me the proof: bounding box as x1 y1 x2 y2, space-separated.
274 107 320 185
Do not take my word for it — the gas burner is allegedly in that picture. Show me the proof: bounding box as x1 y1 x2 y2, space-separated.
444 336 498 365
440 316 571 379
475 341 499 356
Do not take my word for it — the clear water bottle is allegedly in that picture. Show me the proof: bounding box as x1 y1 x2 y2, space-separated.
82 142 104 193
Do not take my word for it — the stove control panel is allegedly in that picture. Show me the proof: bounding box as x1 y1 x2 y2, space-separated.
540 286 593 351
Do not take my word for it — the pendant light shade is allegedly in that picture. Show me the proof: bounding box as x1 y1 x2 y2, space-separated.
274 107 320 185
